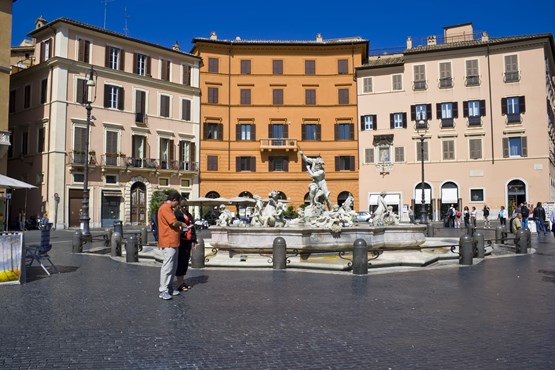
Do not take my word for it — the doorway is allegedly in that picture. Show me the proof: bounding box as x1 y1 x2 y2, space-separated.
130 182 146 225
507 179 526 213
68 189 84 227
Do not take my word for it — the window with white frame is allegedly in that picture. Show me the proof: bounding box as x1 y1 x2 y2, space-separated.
469 138 482 160
160 94 170 117
363 77 372 93
364 148 374 164
361 115 375 131
394 147 404 162
442 140 455 160
104 84 123 109
378 146 391 163
107 46 122 70
392 74 403 91
416 141 429 161
465 59 479 86
503 137 527 157
438 102 457 128
181 98 191 121
502 96 525 123
504 54 519 82
439 62 452 88
415 104 428 121
135 53 149 76
237 124 255 141
413 65 426 90
392 113 404 129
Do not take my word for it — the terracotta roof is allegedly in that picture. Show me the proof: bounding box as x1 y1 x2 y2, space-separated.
192 37 368 47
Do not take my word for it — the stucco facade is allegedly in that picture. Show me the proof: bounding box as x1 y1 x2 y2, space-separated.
357 24 555 221
8 17 201 229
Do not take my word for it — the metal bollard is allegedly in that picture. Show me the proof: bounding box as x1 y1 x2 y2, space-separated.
466 225 475 237
72 230 83 253
495 225 506 244
352 238 369 275
140 227 148 246
105 228 113 246
458 234 474 265
474 231 485 258
125 235 139 262
426 223 434 237
272 237 287 270
113 220 123 236
111 231 122 257
515 229 528 254
191 237 205 268
525 228 531 252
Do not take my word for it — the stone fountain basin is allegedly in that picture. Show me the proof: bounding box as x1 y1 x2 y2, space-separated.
208 224 427 252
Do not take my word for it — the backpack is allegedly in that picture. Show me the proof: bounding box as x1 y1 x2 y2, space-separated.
448 208 454 217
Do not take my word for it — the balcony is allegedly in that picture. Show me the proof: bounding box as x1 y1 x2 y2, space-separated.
504 71 520 83
260 138 298 151
135 112 147 125
465 75 480 87
67 151 97 170
468 116 482 126
101 153 127 168
439 77 453 89
413 80 427 91
123 157 199 174
440 118 454 128
506 113 522 124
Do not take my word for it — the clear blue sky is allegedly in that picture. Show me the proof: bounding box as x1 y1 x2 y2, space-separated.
11 0 555 54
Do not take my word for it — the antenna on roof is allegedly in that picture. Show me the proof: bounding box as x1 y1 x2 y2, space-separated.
101 0 115 29
123 6 130 36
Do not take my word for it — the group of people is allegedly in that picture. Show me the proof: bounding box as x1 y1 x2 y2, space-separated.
156 192 197 300
510 202 554 236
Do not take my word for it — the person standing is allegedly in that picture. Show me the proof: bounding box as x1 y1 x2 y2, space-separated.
520 203 530 229
463 206 470 229
550 210 555 237
174 199 197 292
483 205 490 228
470 207 477 227
498 206 507 227
447 204 456 228
18 209 26 231
408 206 415 224
157 192 188 300
454 207 462 228
512 212 522 232
533 202 547 236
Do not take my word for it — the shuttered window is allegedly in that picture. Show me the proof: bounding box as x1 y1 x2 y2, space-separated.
365 148 374 164
78 39 90 63
272 60 283 75
442 140 455 160
207 87 218 104
395 147 405 162
469 138 482 160
207 155 218 171
305 60 315 75
181 99 191 121
338 59 348 74
240 89 251 105
305 89 316 105
240 60 251 74
160 95 170 117
273 89 283 105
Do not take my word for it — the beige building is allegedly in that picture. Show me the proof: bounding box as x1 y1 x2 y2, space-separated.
191 33 368 213
8 17 201 229
357 23 555 221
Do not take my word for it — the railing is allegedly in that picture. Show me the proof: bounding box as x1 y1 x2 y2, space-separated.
259 138 298 151
468 116 482 126
101 154 126 167
135 112 147 124
126 157 159 169
465 75 480 86
413 80 427 91
440 118 454 128
439 77 453 89
506 113 521 124
504 71 520 83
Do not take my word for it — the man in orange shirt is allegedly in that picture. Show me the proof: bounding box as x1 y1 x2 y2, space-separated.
157 192 191 300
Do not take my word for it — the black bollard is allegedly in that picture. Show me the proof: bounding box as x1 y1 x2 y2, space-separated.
125 235 139 262
141 227 148 246
72 230 83 253
474 231 485 258
105 228 113 247
495 225 506 244
113 220 123 236
191 237 205 268
459 234 473 265
515 229 528 254
466 225 475 237
272 237 287 270
352 238 369 275
111 231 122 257
525 228 531 252
426 223 434 237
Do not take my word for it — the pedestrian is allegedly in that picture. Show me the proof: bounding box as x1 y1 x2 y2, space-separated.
498 205 507 227
550 210 555 237
470 207 477 227
18 209 26 231
463 206 470 228
512 212 522 232
454 207 462 228
157 192 189 300
483 205 490 228
408 206 415 224
520 203 530 229
533 202 547 236
151 209 158 242
174 199 197 292
446 204 456 228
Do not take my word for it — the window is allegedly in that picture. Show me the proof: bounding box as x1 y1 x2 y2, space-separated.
207 87 219 104
204 122 223 140
105 175 118 184
21 131 28 155
73 173 84 183
273 60 283 75
236 124 256 141
390 112 407 129
273 89 283 105
103 85 124 110
40 39 52 62
302 124 321 141
40 78 48 104
305 89 316 105
208 58 219 73
442 140 455 160
207 155 218 171
240 60 251 74
240 89 251 105
392 74 403 91
416 141 429 161
338 89 349 104
470 189 484 202
179 140 196 170
363 77 372 93
465 59 480 86
364 148 374 163
38 127 45 153
9 90 16 113
411 104 432 122
74 126 87 164
105 130 119 165
504 54 519 82
24 85 31 109
76 78 88 104
338 59 348 74
439 62 452 88
269 124 288 142
469 138 482 159
502 96 525 123
135 90 146 123
335 156 355 170
378 146 391 163
269 156 288 172
236 156 256 172
305 60 315 75
160 59 171 81
134 53 150 76
437 102 458 128
131 135 146 165
413 65 426 90
394 147 405 162
160 95 170 117
503 137 527 157
78 39 91 63
106 46 123 70
181 99 191 121
182 64 192 86
463 100 485 125
335 123 354 140
159 138 174 169
360 115 376 131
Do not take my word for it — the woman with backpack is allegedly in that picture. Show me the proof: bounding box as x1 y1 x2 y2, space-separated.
483 205 490 228
174 199 197 292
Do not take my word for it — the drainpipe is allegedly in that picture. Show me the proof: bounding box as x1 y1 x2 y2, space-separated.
228 41 233 171
486 42 494 164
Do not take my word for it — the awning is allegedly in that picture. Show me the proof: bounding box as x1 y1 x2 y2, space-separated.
0 174 36 189
103 190 122 198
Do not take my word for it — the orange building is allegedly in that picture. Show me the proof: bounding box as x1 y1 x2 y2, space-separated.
191 33 368 211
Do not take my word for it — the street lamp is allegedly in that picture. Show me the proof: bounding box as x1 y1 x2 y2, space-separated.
416 119 429 224
80 65 97 238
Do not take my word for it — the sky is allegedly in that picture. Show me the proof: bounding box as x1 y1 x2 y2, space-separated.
11 0 555 54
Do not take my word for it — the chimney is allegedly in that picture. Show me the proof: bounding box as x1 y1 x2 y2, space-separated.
406 36 412 49
481 32 489 42
172 41 180 51
210 32 217 40
316 33 323 43
427 35 437 46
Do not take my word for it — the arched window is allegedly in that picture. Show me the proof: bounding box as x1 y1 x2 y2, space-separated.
276 191 286 201
303 192 311 205
205 191 220 199
337 191 352 207
238 191 253 198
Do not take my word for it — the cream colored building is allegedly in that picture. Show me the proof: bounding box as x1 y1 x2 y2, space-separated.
357 23 555 221
8 17 201 229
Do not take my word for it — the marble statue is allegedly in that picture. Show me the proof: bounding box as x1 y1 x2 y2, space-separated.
372 193 400 226
300 150 332 211
217 204 234 226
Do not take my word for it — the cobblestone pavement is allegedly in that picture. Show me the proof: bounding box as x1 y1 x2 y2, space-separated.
1 229 554 369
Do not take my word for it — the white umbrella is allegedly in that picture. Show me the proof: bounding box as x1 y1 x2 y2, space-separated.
0 174 36 189
227 196 256 205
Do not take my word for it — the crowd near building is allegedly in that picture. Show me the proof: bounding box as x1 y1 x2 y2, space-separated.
1 11 554 229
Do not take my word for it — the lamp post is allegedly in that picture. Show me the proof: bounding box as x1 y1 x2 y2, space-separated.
80 66 96 238
416 119 428 224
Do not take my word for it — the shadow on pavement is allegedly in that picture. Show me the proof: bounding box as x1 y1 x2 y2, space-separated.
25 265 79 283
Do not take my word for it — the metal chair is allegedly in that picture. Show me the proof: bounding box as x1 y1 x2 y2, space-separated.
26 223 59 275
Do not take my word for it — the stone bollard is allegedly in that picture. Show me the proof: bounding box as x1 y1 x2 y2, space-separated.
352 238 369 275
111 231 122 257
191 237 205 268
515 229 528 254
426 223 434 237
272 237 287 270
125 235 139 262
72 230 83 253
140 227 148 246
474 231 485 258
459 234 474 265
495 225 506 244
